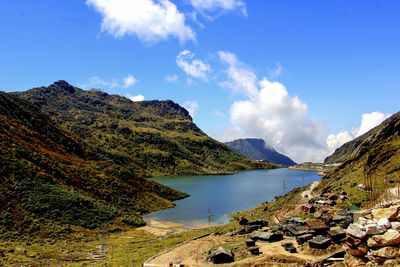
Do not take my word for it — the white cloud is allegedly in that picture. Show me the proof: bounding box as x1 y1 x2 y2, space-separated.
127 94 145 102
268 62 283 80
122 74 138 88
183 100 199 118
217 51 327 162
326 111 391 154
354 111 391 137
190 0 247 16
177 50 211 80
86 0 195 44
165 74 178 83
219 51 258 97
326 131 354 152
79 74 138 90
213 110 224 117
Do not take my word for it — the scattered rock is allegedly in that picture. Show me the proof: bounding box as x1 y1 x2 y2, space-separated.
371 207 399 221
391 221 400 231
347 224 367 239
377 218 391 229
357 217 368 226
368 246 400 259
346 235 363 248
367 229 400 247
348 248 366 257
344 253 367 267
365 224 386 235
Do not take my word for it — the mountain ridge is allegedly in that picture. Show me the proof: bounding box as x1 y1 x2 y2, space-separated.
225 138 297 166
14 81 274 177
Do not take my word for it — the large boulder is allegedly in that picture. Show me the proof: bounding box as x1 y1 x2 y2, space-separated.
369 246 400 259
372 207 399 221
367 229 400 247
365 224 386 235
344 253 367 267
347 224 367 239
377 218 391 229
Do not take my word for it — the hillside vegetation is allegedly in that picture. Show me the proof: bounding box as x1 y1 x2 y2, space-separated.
15 81 273 177
0 91 190 237
316 111 400 207
225 138 296 166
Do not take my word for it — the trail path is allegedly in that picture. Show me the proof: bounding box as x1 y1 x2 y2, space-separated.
301 181 320 200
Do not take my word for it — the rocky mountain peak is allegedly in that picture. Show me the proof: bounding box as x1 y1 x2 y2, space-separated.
52 80 75 94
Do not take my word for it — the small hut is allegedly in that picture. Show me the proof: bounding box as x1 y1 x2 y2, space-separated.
206 247 234 264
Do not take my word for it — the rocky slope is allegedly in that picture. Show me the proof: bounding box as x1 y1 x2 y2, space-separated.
317 111 400 206
225 138 296 166
0 91 189 237
14 81 273 177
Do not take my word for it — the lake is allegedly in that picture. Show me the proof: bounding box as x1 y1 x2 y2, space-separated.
145 168 320 227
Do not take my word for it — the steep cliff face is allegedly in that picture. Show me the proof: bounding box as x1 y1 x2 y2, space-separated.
15 81 273 176
225 138 296 166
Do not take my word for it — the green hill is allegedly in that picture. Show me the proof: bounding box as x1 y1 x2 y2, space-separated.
225 138 296 166
0 91 188 237
14 81 273 176
316 111 400 206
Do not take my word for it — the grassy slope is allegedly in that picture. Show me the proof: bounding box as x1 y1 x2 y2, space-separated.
317 111 400 207
15 81 274 176
0 91 188 238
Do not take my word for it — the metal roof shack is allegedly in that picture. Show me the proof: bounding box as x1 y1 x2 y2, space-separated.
308 236 331 249
325 193 338 200
327 229 346 243
301 204 316 213
206 247 234 264
307 219 329 235
296 233 313 244
252 231 283 242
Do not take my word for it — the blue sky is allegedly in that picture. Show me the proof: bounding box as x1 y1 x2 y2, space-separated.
1 0 399 162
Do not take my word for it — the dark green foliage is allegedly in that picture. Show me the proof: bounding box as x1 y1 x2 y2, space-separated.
0 91 186 236
15 80 274 176
20 182 117 229
121 215 146 227
225 138 296 166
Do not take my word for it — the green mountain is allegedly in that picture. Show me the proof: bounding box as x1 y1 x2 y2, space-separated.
0 91 188 237
316 111 400 206
225 138 296 166
14 81 272 177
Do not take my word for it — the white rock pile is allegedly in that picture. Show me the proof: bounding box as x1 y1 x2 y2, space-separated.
345 205 400 266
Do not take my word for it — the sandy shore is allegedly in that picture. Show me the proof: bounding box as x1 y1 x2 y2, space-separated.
138 219 208 237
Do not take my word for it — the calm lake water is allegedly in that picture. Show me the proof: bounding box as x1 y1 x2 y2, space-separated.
145 168 319 227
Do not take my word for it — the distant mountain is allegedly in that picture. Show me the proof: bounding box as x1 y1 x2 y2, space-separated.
15 81 274 177
225 138 297 166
